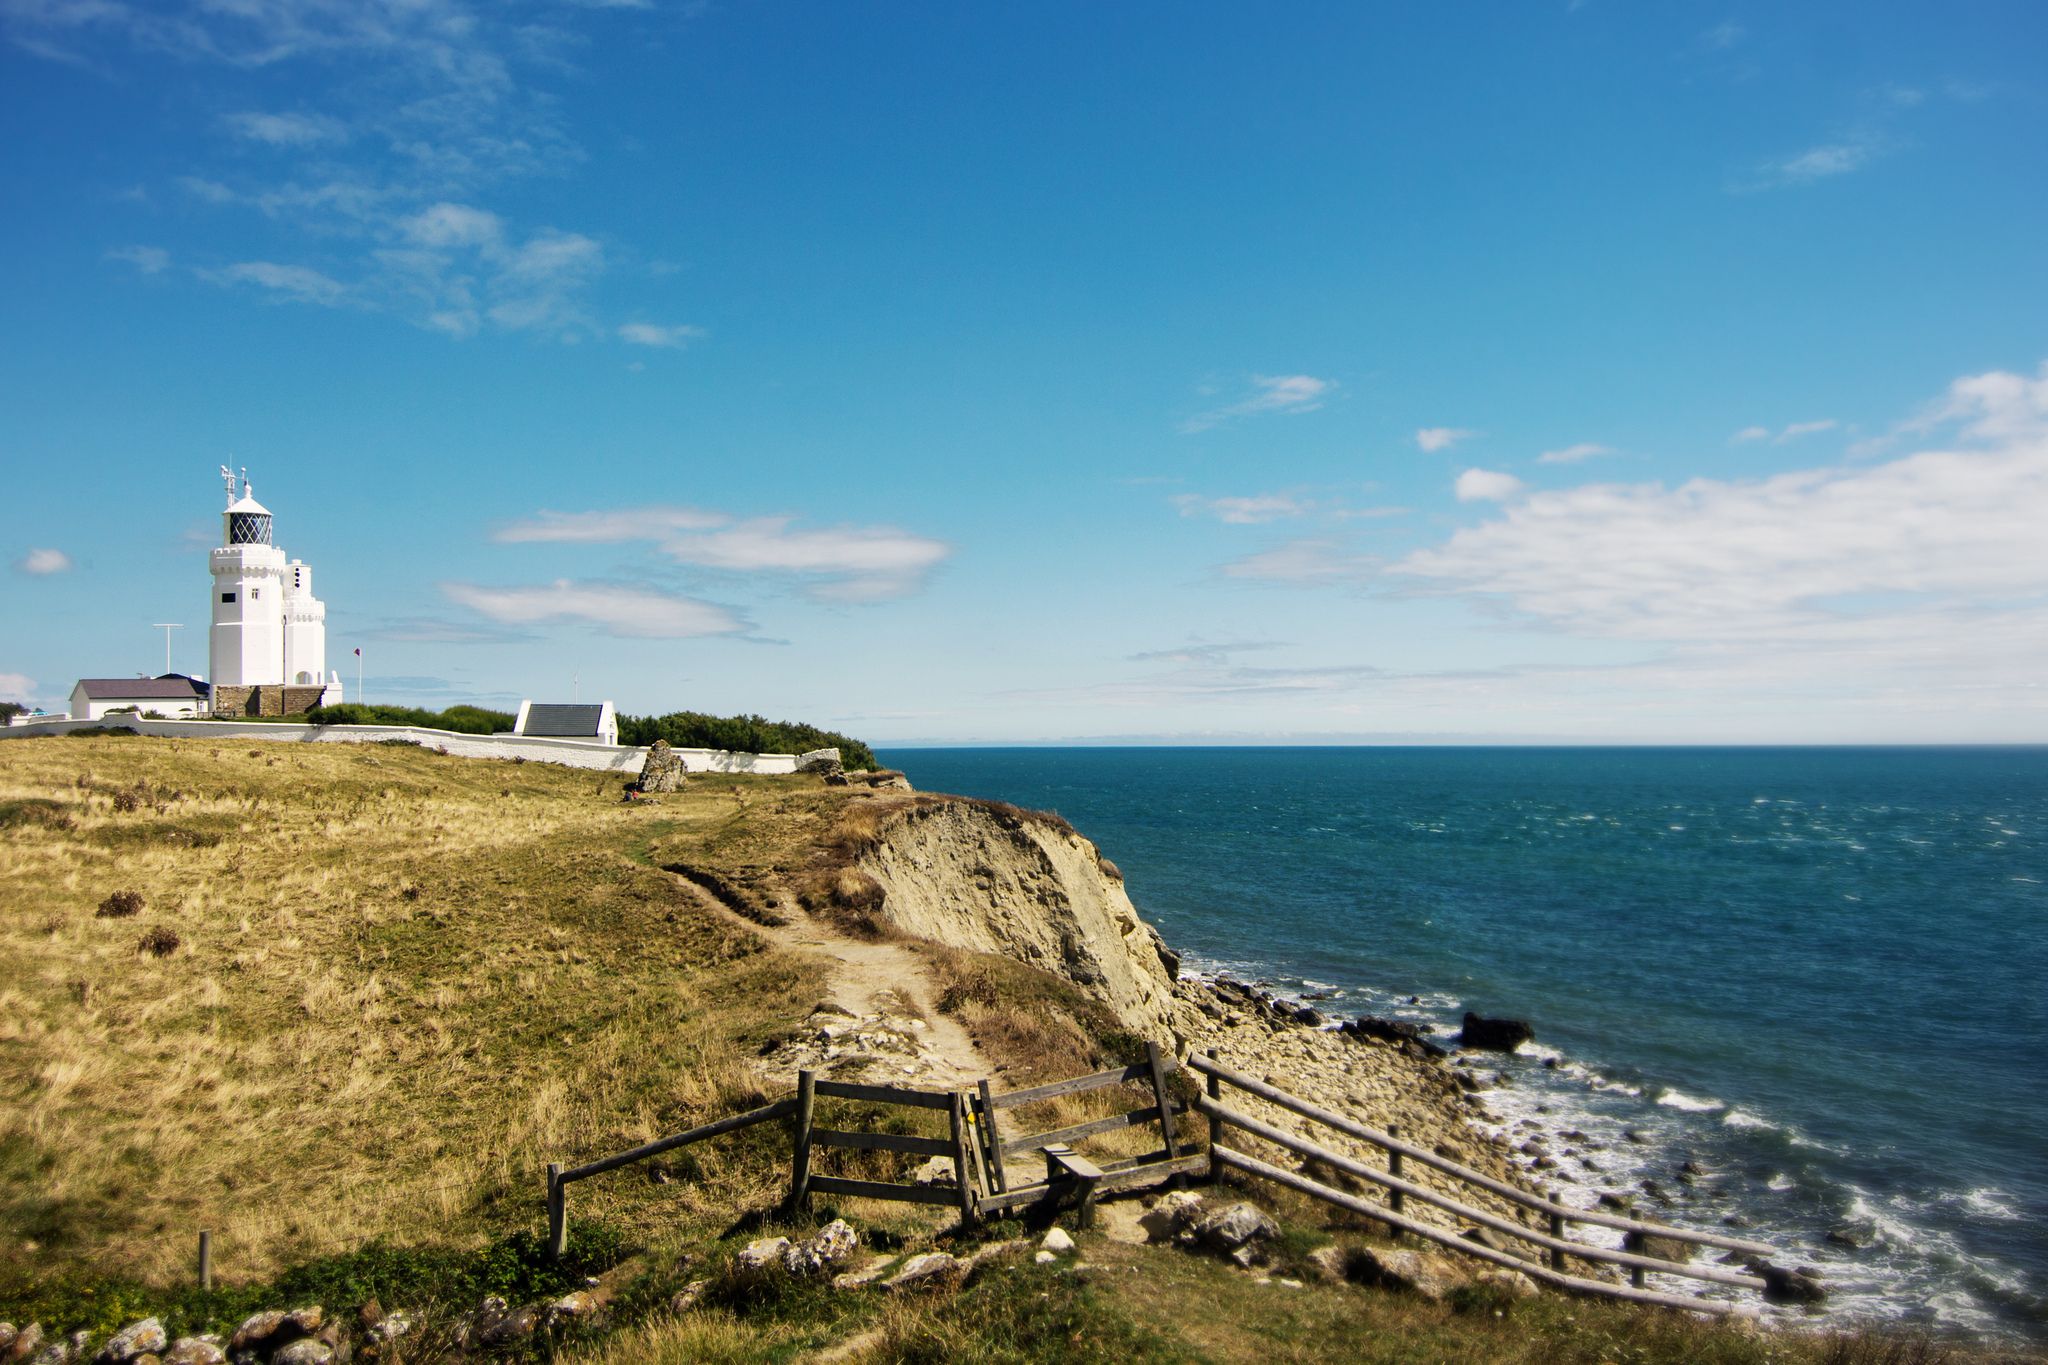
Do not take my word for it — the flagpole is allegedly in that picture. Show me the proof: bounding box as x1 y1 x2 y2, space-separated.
356 649 363 706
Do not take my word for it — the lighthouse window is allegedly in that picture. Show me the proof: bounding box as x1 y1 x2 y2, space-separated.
221 592 236 603
250 588 260 599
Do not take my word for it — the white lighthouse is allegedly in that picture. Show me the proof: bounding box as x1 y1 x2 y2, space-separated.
208 468 341 711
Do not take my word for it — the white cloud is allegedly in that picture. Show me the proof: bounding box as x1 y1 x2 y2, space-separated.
1737 136 1890 192
225 111 348 146
494 505 953 602
106 245 169 274
402 202 503 248
0 671 34 704
441 580 745 639
1538 443 1617 465
1220 540 1381 585
13 547 74 575
1182 375 1332 433
1394 362 2048 653
204 261 348 306
1416 427 1476 453
1454 469 1526 502
1733 419 1838 444
618 323 704 349
1172 492 1311 524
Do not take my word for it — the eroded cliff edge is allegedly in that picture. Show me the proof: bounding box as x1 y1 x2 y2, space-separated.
836 793 1554 1237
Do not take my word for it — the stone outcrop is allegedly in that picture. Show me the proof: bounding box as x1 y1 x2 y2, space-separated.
635 740 686 793
853 799 1178 1040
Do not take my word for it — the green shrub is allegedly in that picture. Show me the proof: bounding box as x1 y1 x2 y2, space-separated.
615 711 877 769
303 703 516 735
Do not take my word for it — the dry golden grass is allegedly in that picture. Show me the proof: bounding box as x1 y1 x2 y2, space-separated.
0 734 831 1285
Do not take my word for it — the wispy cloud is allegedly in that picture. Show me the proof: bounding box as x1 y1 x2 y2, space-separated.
106 245 169 274
1219 540 1382 586
4 0 676 342
617 323 704 349
360 617 535 644
1732 419 1838 444
224 110 347 146
1171 492 1312 524
1181 375 1332 433
1538 443 1617 465
1127 641 1286 666
1454 469 1525 502
495 504 954 602
0 671 36 705
1416 427 1476 453
13 547 74 576
202 261 349 306
440 580 746 639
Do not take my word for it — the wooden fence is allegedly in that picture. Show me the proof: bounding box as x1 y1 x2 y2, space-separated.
546 1042 1787 1317
1192 1050 1779 1315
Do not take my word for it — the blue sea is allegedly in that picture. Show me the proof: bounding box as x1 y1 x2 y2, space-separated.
877 747 2048 1341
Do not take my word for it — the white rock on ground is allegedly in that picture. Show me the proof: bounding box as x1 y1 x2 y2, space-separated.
1040 1228 1075 1253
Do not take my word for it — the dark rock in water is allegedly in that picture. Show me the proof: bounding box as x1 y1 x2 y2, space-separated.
1344 1016 1447 1057
1459 1013 1535 1051
1293 1005 1325 1026
1543 1056 1562 1069
1640 1179 1664 1196
1597 1192 1635 1211
1826 1222 1878 1249
1623 1130 1648 1145
1721 1213 1755 1228
1680 1160 1708 1176
1758 1264 1828 1304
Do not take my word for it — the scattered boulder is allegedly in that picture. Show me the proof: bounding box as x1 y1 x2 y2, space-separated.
830 1259 892 1291
1139 1190 1205 1242
545 1292 598 1320
1293 1006 1326 1027
669 1281 711 1313
1459 1013 1535 1051
6 1325 44 1364
470 1298 539 1348
93 1320 165 1365
269 1341 333 1365
1190 1202 1281 1259
881 1253 961 1291
635 740 687 793
1622 1214 1697 1264
1349 1247 1471 1301
737 1237 792 1270
1305 1245 1354 1281
1472 1269 1541 1299
796 749 843 776
230 1309 320 1356
1758 1264 1828 1304
910 1157 957 1187
1040 1227 1075 1253
161 1341 225 1365
784 1220 861 1276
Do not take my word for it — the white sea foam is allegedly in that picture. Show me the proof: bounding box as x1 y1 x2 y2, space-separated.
1656 1088 1725 1112
1952 1187 2025 1221
1722 1108 1772 1130
1767 1172 1795 1190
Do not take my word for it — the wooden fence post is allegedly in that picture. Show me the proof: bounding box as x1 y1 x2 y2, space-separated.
1549 1194 1567 1272
1630 1208 1647 1288
789 1070 816 1213
1387 1123 1404 1240
197 1230 212 1290
948 1092 977 1224
547 1162 567 1261
1145 1041 1180 1161
977 1079 1007 1194
1205 1048 1227 1155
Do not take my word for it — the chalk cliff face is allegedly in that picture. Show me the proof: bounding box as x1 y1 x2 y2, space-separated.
854 799 1180 1042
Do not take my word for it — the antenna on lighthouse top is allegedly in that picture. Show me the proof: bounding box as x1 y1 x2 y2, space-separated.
220 464 236 506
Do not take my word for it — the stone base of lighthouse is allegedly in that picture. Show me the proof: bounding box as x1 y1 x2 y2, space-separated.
211 683 337 719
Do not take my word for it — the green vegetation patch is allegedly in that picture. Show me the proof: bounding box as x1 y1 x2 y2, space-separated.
616 711 877 770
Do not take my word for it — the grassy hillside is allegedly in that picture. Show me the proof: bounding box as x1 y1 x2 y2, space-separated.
0 735 1974 1365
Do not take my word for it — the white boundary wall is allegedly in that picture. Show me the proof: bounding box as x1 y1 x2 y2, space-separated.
0 716 802 775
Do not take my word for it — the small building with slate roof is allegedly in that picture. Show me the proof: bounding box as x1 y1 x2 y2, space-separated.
70 674 211 721
512 700 618 746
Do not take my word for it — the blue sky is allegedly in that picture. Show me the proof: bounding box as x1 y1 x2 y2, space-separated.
3 0 2046 742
